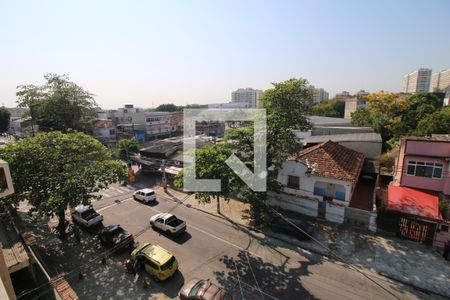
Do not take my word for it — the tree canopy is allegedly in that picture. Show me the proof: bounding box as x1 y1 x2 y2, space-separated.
0 107 11 133
310 100 345 118
155 103 180 112
0 131 127 237
174 144 239 213
116 137 139 160
16 73 97 133
351 91 445 150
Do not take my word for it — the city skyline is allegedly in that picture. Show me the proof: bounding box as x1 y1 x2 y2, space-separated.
1 0 449 109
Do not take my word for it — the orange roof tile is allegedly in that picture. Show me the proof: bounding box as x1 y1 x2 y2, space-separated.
291 140 365 182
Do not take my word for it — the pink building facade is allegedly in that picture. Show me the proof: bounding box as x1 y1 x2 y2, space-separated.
394 136 450 197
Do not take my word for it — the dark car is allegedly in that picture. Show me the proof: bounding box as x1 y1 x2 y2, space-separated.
269 217 314 240
179 279 235 300
98 225 134 250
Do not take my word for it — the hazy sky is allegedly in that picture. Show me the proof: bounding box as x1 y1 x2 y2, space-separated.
1 0 449 109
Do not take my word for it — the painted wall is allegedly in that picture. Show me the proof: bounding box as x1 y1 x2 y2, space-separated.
395 139 450 195
278 160 354 204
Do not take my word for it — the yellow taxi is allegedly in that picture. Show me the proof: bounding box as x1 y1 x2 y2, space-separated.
131 242 178 281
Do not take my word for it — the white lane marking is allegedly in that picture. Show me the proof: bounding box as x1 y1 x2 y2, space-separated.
97 196 264 259
117 186 132 193
100 191 111 198
108 186 124 193
97 198 133 212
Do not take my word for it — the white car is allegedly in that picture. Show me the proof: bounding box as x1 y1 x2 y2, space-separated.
71 205 103 228
133 188 156 203
149 213 186 236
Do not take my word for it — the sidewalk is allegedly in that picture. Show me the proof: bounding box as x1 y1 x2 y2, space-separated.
160 186 450 298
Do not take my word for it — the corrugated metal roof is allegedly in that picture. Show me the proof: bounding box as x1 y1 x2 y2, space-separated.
302 132 382 144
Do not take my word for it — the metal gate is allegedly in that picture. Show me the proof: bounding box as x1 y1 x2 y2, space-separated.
398 217 437 245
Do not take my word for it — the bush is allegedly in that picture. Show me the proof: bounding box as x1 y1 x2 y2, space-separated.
378 153 394 170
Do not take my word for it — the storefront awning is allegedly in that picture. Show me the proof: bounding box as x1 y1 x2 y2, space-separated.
387 185 442 220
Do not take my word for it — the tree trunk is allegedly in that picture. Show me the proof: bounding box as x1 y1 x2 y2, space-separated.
56 208 68 239
216 193 221 215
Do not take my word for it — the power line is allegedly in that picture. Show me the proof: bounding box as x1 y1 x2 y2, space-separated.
269 207 401 300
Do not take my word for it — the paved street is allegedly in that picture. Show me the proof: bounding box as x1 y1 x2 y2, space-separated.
58 177 440 300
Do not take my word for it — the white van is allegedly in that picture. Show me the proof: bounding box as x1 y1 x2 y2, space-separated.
133 188 156 203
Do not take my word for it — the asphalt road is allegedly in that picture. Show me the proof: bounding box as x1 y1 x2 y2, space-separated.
68 179 439 300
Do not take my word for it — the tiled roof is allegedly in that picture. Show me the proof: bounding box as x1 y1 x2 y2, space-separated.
94 119 114 128
291 140 365 182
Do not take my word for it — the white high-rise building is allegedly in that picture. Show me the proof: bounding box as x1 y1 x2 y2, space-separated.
403 68 432 93
308 86 329 104
231 88 262 108
432 68 450 96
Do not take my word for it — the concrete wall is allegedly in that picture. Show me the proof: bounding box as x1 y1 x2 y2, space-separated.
278 160 354 203
268 192 318 217
325 202 345 223
268 192 377 231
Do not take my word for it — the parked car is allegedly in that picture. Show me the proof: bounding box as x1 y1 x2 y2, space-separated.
71 205 103 228
133 188 156 203
131 242 178 281
269 217 313 240
98 225 135 250
150 213 186 236
179 279 235 300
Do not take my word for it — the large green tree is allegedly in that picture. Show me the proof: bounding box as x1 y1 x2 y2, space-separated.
416 106 450 135
0 107 11 133
174 144 238 214
228 78 312 224
16 74 97 132
351 91 444 150
0 131 127 238
155 103 180 112
310 100 345 118
116 137 139 160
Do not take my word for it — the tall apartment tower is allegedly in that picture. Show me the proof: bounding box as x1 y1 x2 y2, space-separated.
403 68 432 93
432 69 450 96
231 88 262 108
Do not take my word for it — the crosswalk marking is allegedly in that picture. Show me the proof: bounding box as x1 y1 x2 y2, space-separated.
100 191 112 198
98 185 133 199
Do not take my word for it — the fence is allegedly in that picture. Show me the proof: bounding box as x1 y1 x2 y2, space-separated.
269 192 377 232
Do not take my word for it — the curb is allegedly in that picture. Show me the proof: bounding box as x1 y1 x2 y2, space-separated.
185 203 450 299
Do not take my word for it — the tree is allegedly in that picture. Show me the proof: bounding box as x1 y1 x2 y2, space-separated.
0 131 127 238
155 104 180 112
116 137 139 160
351 91 445 150
351 91 408 150
227 78 312 224
350 107 371 126
0 107 11 133
416 106 450 136
310 100 345 118
16 74 97 132
173 144 238 214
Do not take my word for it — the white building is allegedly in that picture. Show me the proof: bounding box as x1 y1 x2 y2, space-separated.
308 86 329 104
277 140 365 206
93 119 116 144
344 97 367 119
231 88 262 108
432 68 450 96
403 68 432 93
145 111 172 139
207 102 248 109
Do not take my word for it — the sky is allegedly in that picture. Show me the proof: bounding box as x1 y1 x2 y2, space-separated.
0 0 449 109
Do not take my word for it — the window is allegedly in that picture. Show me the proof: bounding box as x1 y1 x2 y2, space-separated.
406 161 443 179
144 258 159 270
287 175 299 189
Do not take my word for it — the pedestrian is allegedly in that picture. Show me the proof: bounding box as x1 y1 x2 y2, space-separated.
444 240 450 261
73 224 81 243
